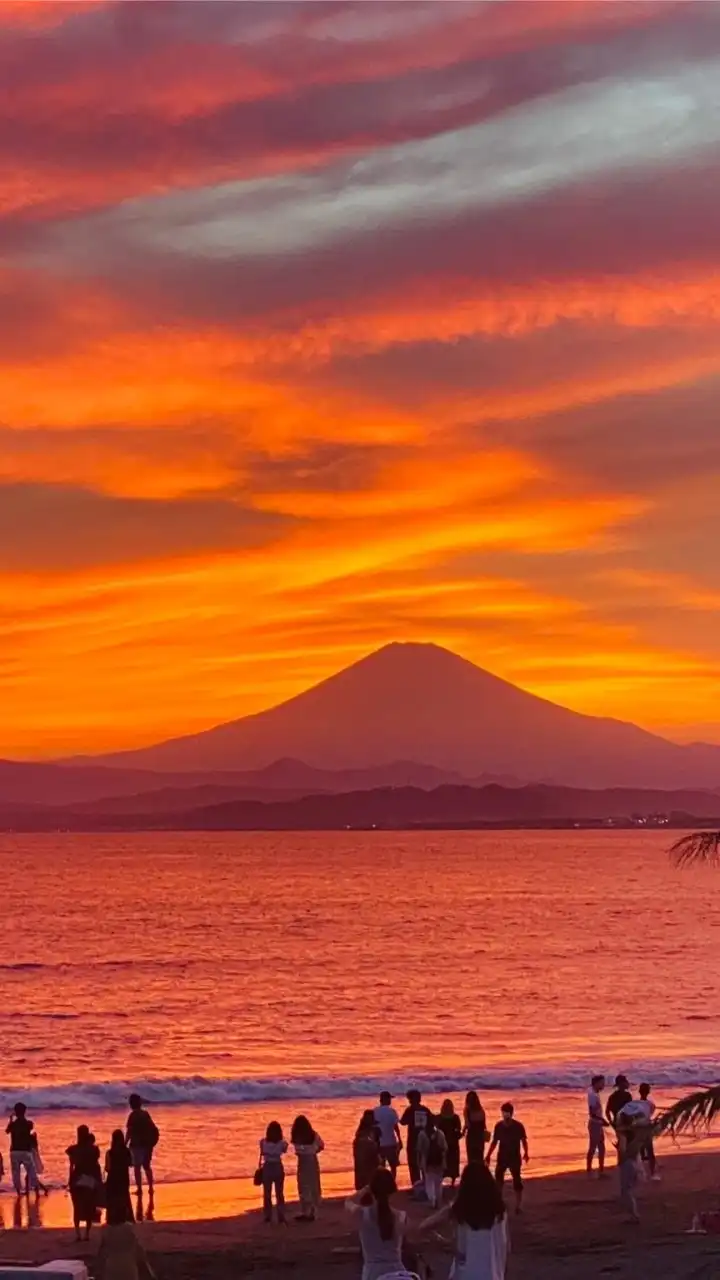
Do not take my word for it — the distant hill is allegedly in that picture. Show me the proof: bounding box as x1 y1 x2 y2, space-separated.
70 642 720 790
2 783 720 832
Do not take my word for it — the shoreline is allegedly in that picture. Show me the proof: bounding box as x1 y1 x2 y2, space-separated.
2 1148 720 1279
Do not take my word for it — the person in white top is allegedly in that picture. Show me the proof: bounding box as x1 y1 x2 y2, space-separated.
636 1083 660 1180
373 1092 402 1178
586 1075 608 1176
416 1114 448 1209
420 1160 507 1280
345 1168 407 1280
258 1121 288 1223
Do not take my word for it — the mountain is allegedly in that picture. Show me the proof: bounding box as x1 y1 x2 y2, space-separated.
3 783 720 833
71 642 720 790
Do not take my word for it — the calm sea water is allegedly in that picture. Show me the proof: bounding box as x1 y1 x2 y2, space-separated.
2 830 720 1224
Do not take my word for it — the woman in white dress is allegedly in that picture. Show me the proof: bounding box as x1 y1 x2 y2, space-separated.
421 1161 507 1280
345 1168 407 1280
291 1114 325 1221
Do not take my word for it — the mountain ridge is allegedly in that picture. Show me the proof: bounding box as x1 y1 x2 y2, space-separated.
64 641 720 790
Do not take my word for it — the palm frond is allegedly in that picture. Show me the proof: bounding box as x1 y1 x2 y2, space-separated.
655 1087 720 1137
669 830 720 867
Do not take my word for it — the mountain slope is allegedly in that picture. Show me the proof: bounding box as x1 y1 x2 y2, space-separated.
79 642 720 789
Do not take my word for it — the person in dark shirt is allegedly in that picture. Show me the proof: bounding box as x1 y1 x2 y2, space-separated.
105 1128 134 1223
399 1090 433 1189
606 1075 633 1127
125 1093 159 1196
5 1102 38 1194
485 1103 529 1214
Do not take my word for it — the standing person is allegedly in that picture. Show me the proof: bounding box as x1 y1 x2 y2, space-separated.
290 1114 324 1222
105 1129 134 1224
29 1132 49 1195
417 1114 447 1208
636 1083 659 1180
399 1089 433 1188
354 1110 381 1191
6 1102 38 1196
437 1099 462 1186
485 1103 528 1215
259 1121 288 1224
67 1124 102 1242
125 1095 158 1195
587 1075 608 1177
616 1110 642 1223
462 1091 488 1166
97 1204 156 1280
420 1160 507 1280
345 1167 407 1280
606 1075 632 1128
374 1092 402 1178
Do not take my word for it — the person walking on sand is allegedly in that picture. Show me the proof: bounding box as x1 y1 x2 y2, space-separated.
374 1092 402 1179
462 1091 488 1166
97 1203 156 1280
636 1083 660 1180
485 1102 529 1215
291 1114 324 1222
105 1129 134 1224
417 1113 448 1208
345 1167 407 1280
354 1110 381 1191
125 1095 159 1195
399 1089 433 1188
437 1099 462 1186
259 1121 288 1224
67 1124 102 1242
587 1074 608 1177
6 1102 38 1195
420 1160 507 1280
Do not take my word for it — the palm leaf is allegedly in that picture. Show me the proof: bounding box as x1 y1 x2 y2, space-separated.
655 1087 720 1137
669 830 720 867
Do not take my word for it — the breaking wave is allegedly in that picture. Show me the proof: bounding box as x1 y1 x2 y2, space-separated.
3 1060 720 1112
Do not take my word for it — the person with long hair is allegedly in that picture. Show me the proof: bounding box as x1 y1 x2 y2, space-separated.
67 1124 102 1242
462 1091 488 1166
290 1114 324 1221
420 1161 507 1280
258 1121 288 1224
353 1109 381 1191
416 1113 448 1208
437 1099 462 1186
105 1129 134 1224
345 1168 407 1280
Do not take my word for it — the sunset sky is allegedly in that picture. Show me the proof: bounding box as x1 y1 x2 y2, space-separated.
3 0 720 758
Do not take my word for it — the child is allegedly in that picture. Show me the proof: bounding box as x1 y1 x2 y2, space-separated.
416 1114 447 1209
259 1121 288 1224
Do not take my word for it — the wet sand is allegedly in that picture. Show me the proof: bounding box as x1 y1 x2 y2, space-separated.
2 1149 720 1279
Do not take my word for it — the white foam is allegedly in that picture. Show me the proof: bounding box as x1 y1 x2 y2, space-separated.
2 1059 720 1112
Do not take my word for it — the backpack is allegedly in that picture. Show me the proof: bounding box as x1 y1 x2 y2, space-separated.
427 1134 443 1167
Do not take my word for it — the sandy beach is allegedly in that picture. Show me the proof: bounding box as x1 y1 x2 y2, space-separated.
2 1149 720 1280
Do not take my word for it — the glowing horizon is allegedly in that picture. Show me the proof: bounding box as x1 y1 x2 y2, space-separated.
2 0 720 758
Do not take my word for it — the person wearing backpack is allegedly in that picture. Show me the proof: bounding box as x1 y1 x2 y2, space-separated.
125 1094 159 1195
416 1114 447 1208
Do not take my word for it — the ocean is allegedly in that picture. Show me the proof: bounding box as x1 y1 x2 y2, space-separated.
2 829 719 1226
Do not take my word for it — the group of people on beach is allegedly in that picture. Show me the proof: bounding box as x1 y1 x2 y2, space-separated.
4 1094 159 1240
586 1074 659 1222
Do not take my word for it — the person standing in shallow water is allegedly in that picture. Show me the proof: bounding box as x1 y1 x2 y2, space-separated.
67 1124 102 1242
586 1075 608 1177
437 1098 462 1186
462 1091 488 1166
291 1114 324 1221
374 1091 402 1180
6 1102 38 1195
125 1095 158 1196
105 1129 134 1224
399 1089 433 1188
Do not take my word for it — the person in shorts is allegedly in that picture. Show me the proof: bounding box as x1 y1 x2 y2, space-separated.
373 1091 402 1176
125 1094 159 1194
587 1074 608 1176
485 1103 528 1214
